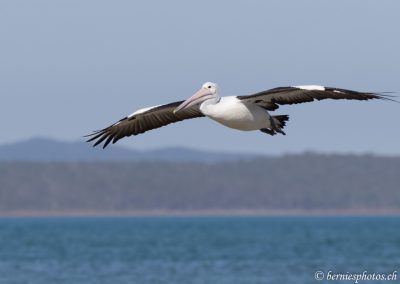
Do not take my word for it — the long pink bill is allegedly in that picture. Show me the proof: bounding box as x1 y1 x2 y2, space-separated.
174 88 214 113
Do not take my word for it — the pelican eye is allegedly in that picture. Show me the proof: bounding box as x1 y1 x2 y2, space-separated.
208 86 211 89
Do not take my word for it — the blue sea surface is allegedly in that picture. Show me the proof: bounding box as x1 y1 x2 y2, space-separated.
0 216 399 284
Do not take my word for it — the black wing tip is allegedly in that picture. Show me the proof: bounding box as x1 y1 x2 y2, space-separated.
84 118 127 149
324 87 399 103
371 92 399 103
85 127 128 149
84 129 111 149
362 94 399 104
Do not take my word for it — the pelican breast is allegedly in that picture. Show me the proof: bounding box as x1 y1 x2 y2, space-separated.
200 96 269 131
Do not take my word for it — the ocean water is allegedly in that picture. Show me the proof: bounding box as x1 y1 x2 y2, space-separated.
0 216 399 284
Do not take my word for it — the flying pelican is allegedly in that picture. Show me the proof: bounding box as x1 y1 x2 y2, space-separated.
87 82 394 148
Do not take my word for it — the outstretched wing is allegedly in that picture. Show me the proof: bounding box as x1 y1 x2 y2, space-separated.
86 101 204 148
237 85 394 111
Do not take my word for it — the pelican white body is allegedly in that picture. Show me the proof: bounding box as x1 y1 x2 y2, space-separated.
200 96 271 131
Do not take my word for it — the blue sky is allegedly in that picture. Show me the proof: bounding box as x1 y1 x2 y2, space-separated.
1 0 399 155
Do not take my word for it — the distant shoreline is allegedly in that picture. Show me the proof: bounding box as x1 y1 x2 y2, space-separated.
1 209 400 217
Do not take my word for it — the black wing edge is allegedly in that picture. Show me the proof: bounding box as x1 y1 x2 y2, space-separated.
238 86 399 103
84 100 202 149
324 87 399 103
84 101 185 149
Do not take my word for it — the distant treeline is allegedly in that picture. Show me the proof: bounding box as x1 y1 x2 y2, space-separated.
1 154 400 214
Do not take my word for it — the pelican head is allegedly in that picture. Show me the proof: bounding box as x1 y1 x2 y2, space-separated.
174 82 219 113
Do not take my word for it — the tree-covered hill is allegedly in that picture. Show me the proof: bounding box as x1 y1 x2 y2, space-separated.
1 154 399 215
